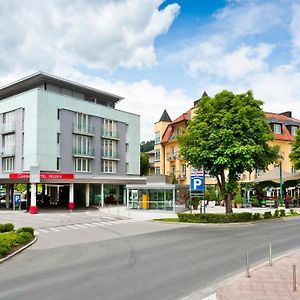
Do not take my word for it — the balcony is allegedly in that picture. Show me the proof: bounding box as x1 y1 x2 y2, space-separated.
177 174 187 181
72 147 95 158
0 122 15 134
101 150 119 160
101 130 119 140
167 152 177 161
73 123 95 136
2 145 16 157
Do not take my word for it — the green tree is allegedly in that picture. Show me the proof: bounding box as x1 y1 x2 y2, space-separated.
140 153 149 176
140 140 155 152
289 129 300 169
179 90 278 213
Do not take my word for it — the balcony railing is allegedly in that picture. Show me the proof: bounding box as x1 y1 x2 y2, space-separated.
73 123 95 136
0 122 15 134
2 145 16 157
167 152 177 161
72 147 95 157
101 130 119 140
101 150 119 160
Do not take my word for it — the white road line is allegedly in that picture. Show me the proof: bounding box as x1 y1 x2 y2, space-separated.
82 223 96 228
38 229 49 233
49 228 60 232
74 224 87 229
67 225 80 229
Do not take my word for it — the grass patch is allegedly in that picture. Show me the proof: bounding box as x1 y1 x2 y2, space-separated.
0 225 34 259
153 218 179 222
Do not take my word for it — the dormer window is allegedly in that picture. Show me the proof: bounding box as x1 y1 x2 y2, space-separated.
291 126 298 136
273 124 282 134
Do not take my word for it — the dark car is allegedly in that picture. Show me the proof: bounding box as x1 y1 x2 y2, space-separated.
0 191 6 201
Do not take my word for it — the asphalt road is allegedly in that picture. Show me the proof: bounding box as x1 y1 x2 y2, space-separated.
1 217 300 300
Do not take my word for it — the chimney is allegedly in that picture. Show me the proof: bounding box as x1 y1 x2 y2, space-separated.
280 111 292 118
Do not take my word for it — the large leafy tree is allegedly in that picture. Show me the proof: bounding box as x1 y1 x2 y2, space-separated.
179 90 278 213
289 129 300 170
140 152 150 176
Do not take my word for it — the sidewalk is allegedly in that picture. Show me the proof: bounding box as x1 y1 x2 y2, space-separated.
216 250 300 300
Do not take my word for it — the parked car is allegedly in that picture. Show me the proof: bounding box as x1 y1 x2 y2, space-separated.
0 191 6 201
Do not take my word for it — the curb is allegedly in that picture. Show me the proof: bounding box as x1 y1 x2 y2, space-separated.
0 236 38 264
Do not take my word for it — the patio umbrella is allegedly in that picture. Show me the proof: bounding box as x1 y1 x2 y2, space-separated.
282 172 300 182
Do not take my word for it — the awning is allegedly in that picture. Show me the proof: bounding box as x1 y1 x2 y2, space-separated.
252 168 291 183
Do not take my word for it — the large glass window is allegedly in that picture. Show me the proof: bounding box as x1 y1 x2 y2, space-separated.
102 160 116 173
155 149 160 161
73 135 92 155
291 126 298 136
273 124 282 134
74 112 91 133
74 158 91 172
2 157 14 172
155 132 160 144
2 134 15 156
102 140 117 158
103 119 117 138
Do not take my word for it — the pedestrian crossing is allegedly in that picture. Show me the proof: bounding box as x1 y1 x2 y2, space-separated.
35 219 140 234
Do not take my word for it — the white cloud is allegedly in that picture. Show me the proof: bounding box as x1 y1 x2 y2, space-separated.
0 0 180 74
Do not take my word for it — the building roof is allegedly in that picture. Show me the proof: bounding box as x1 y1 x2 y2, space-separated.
0 72 124 105
158 109 172 122
266 112 300 141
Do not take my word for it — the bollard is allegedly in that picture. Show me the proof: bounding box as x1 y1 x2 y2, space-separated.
246 252 250 278
293 264 296 292
269 243 272 266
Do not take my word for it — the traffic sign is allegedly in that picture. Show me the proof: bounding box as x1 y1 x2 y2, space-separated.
13 193 21 204
190 176 204 191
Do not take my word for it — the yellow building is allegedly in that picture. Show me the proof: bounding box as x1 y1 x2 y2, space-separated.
154 95 300 186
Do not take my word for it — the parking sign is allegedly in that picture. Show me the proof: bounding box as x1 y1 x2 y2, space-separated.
190 176 204 191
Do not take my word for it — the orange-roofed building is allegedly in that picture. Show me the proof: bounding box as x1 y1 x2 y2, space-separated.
153 93 300 186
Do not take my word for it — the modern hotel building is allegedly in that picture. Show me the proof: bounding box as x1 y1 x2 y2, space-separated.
0 72 144 213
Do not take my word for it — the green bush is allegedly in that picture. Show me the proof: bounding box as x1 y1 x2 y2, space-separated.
263 211 272 219
251 197 260 207
252 213 261 220
0 245 9 257
15 232 32 245
0 224 3 233
273 210 280 218
3 223 14 232
280 209 286 217
16 227 34 236
177 212 253 223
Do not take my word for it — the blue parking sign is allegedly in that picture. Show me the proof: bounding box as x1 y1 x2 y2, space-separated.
13 193 21 204
190 176 204 191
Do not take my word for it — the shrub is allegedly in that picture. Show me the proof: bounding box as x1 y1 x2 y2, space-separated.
263 211 272 219
15 232 32 245
0 224 3 233
252 213 261 220
273 210 280 218
251 197 260 207
177 212 253 223
0 245 9 257
16 227 34 236
3 223 14 232
280 209 286 217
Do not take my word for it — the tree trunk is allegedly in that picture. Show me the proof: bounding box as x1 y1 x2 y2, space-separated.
225 192 233 213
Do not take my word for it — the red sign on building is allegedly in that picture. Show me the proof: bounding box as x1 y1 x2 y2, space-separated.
9 173 74 180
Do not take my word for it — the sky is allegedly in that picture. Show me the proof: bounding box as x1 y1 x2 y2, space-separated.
1 0 300 141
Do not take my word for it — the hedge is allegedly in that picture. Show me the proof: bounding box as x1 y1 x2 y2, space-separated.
177 211 286 223
0 225 34 258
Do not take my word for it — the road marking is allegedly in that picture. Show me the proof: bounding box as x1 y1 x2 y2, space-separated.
82 223 96 227
75 224 87 229
49 228 60 232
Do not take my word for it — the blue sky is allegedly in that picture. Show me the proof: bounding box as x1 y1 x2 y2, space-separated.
1 0 300 140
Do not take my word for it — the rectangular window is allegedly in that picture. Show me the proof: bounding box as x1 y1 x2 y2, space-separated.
57 158 61 171
73 135 92 156
102 139 117 158
74 112 92 134
273 124 282 134
2 157 14 172
155 132 160 144
57 109 60 120
155 149 160 161
102 160 116 173
291 126 298 136
102 119 117 138
2 134 15 156
57 133 60 144
181 164 186 176
74 158 91 172
155 167 160 175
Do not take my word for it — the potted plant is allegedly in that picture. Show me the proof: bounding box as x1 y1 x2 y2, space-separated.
234 192 243 208
192 197 200 209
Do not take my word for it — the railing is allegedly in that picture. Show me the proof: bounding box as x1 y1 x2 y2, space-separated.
2 145 16 156
101 130 119 139
72 147 95 157
101 150 119 159
167 152 177 161
72 123 95 135
0 122 15 134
